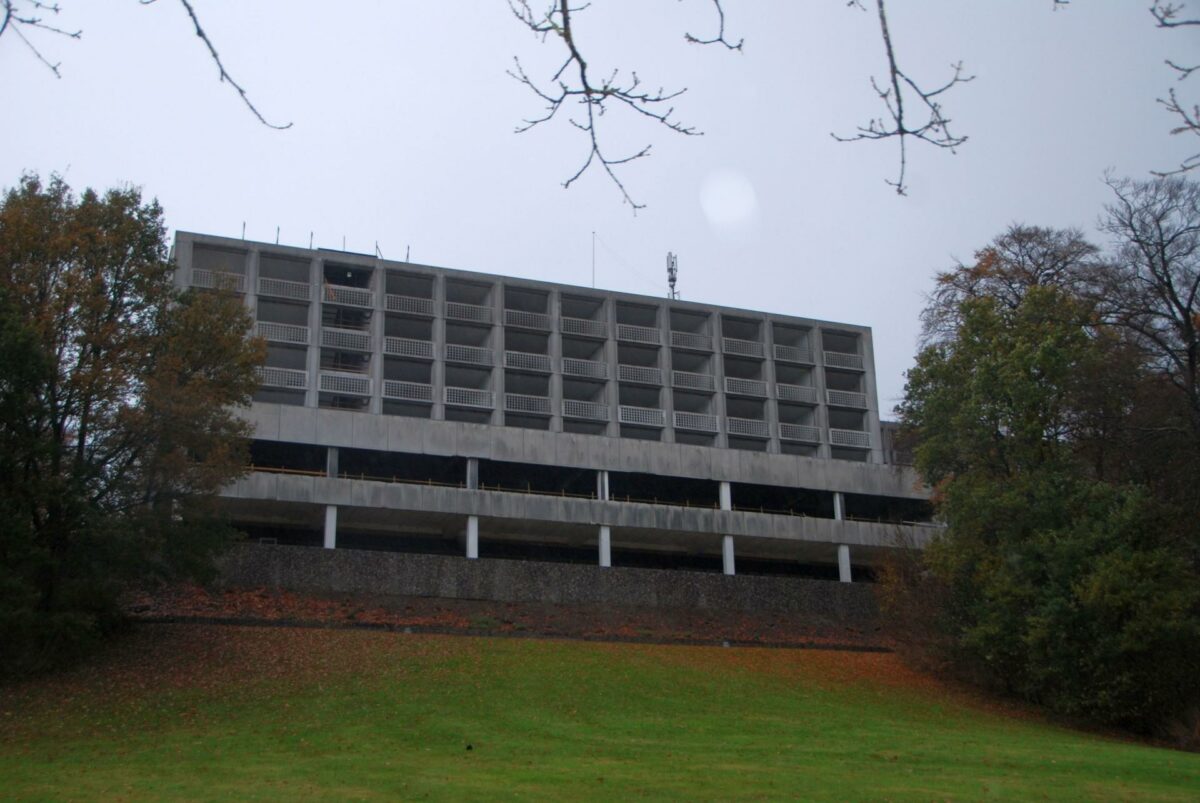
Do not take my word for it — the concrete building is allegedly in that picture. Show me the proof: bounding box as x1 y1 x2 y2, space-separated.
176 231 935 583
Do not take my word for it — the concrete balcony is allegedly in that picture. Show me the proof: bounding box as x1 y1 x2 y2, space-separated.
385 294 435 317
673 410 719 433
829 428 871 449
671 370 716 392
445 301 493 324
322 284 374 309
504 393 552 416
321 326 372 352
504 309 552 331
560 316 607 339
779 423 821 443
319 371 371 396
725 377 768 398
617 324 661 346
383 337 434 360
445 343 494 366
562 399 609 421
727 417 770 439
824 351 865 371
504 350 553 373
192 269 245 293
561 357 607 380
256 365 307 390
382 380 433 403
722 337 765 358
670 331 713 351
776 383 818 404
618 364 663 385
445 386 494 409
257 276 311 302
773 343 813 364
826 389 868 408
619 405 666 427
254 321 309 345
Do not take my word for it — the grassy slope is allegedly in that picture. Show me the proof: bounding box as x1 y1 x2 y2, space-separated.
1 625 1196 801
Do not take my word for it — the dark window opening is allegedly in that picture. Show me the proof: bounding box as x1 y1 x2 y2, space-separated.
339 448 466 486
477 459 595 497
729 482 834 518
843 493 934 524
607 471 718 508
249 440 327 474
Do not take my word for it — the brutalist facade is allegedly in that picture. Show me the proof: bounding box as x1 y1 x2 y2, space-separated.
175 231 935 582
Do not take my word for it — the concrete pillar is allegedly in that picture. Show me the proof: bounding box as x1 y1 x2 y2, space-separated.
466 457 479 490
326 446 338 478
596 469 610 501
598 525 612 568
466 515 479 559
323 505 337 549
722 534 736 576
833 491 845 521
838 543 852 583
719 480 732 511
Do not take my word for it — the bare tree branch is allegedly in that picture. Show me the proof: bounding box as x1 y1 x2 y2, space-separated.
166 0 292 130
684 0 743 51
832 0 973 195
0 0 81 78
1151 2 1200 176
507 0 705 211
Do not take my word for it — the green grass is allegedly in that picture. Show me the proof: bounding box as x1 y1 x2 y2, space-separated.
1 625 1197 800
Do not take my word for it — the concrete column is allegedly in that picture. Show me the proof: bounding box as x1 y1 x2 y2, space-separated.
323 505 337 549
596 469 610 501
838 543 852 583
466 457 479 490
431 273 446 419
369 261 385 415
598 525 612 568
326 446 338 478
719 480 732 511
761 315 781 454
549 288 563 432
305 256 323 408
722 534 736 576
833 491 845 521
466 515 479 559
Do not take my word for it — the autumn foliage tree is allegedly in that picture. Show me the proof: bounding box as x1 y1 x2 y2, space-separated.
0 174 264 673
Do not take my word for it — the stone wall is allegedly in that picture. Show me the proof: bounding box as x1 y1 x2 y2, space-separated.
218 544 879 627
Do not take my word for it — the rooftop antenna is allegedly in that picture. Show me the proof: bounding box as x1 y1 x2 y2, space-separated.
375 241 383 259
309 231 314 250
592 231 596 288
406 245 410 262
666 252 679 299
275 226 280 245
241 221 246 240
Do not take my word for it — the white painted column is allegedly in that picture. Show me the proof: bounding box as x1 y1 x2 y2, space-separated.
597 469 610 501
719 480 734 575
466 457 479 490
599 525 612 568
466 515 479 559
323 505 337 549
838 543 852 583
833 491 845 522
722 535 736 576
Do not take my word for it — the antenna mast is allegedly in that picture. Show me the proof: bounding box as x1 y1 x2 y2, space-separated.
666 252 679 299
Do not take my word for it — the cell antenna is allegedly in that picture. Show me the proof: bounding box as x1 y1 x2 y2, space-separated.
666 252 679 299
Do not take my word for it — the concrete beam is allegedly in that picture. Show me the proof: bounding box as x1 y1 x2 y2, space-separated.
722 534 735 576
719 480 732 512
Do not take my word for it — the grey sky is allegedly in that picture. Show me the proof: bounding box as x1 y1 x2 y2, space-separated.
3 1 1196 412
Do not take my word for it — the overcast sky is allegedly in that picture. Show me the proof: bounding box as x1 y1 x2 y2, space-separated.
3 1 1197 411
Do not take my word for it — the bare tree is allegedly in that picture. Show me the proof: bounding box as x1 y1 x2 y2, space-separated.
506 0 738 211
1150 2 1200 176
1099 176 1200 428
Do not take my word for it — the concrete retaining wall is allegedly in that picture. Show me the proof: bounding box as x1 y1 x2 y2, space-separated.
218 544 879 626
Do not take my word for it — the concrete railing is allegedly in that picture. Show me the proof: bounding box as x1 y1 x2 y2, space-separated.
254 321 309 345
321 326 372 352
504 309 552 331
619 405 665 427
256 365 307 390
323 284 374 308
829 428 871 449
445 386 494 409
824 351 864 371
773 343 813 364
319 371 371 396
192 269 246 293
504 393 552 415
727 417 770 438
257 276 310 301
779 422 821 443
776 383 818 404
618 364 663 385
384 337 434 360
561 316 607 338
826 389 868 408
671 370 716 392
504 350 553 373
725 376 768 397
670 331 712 351
722 337 765 358
386 294 436 317
562 398 609 421
445 301 493 324
562 357 607 380
616 323 660 345
674 410 718 433
445 343 494 366
383 380 433 403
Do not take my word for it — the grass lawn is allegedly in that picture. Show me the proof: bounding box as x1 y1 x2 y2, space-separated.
1 624 1196 800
